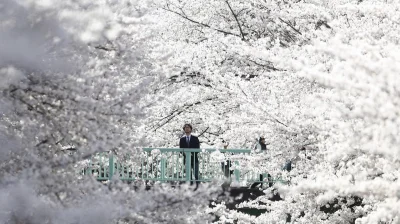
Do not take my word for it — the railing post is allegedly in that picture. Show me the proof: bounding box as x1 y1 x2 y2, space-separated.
234 160 240 182
109 153 114 180
86 158 92 176
161 153 166 182
185 150 191 183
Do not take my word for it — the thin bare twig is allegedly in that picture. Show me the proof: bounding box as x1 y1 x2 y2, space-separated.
225 0 246 40
248 59 283 71
162 5 241 38
279 17 302 35
197 127 209 137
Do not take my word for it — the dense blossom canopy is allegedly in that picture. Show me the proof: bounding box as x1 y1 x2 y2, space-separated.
0 0 399 223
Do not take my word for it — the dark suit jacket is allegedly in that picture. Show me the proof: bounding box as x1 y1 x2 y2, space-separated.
180 135 200 160
180 135 200 149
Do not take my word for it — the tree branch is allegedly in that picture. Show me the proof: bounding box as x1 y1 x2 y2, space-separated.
248 59 283 71
94 45 115 51
162 5 241 38
197 127 209 137
151 96 218 131
269 117 288 127
225 0 246 40
279 17 302 35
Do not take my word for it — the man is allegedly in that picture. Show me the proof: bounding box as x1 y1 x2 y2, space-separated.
179 124 200 185
255 137 267 151
251 137 271 188
220 140 233 178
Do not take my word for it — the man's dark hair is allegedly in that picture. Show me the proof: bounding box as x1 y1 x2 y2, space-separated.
183 124 193 130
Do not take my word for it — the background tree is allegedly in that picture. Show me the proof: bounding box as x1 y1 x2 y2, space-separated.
149 0 400 223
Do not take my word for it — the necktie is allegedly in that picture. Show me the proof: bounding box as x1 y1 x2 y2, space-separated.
186 136 190 145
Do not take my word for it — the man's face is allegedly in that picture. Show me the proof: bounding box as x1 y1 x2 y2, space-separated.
184 126 192 134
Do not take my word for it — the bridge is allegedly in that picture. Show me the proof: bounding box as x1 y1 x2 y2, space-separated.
83 148 288 187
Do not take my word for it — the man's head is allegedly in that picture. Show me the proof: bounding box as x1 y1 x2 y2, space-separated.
183 124 193 134
259 137 265 144
222 140 229 149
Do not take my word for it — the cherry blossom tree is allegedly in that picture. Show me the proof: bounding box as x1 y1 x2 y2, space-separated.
147 0 400 223
0 1 217 223
146 0 316 152
285 1 400 223
2 0 400 223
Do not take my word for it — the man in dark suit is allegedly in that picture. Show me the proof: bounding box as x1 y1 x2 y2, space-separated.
179 124 200 185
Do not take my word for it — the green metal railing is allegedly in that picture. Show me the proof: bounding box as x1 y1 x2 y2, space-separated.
83 148 288 186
